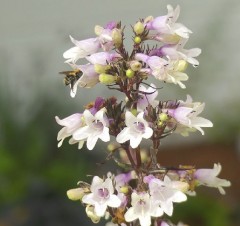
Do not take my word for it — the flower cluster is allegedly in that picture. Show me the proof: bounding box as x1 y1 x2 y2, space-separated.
56 5 230 226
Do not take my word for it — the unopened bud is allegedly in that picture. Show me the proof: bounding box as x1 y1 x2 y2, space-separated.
94 25 103 36
175 60 188 72
67 188 85 201
112 28 122 48
120 186 129 194
129 60 142 71
94 64 110 74
159 113 168 122
131 109 137 116
99 73 117 84
144 15 154 24
134 36 141 44
134 21 145 35
126 69 135 78
86 205 101 223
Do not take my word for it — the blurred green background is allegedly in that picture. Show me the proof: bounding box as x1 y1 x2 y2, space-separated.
0 0 239 225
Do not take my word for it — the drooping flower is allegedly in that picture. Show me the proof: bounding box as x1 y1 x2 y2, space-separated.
166 95 213 135
55 113 85 148
147 176 187 216
137 83 158 111
124 191 163 226
82 176 121 217
63 36 100 63
73 108 110 150
116 111 153 148
194 163 231 195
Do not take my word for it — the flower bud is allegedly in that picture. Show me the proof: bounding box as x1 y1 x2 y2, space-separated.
134 36 142 44
86 205 101 223
129 60 142 71
94 64 110 74
66 188 85 201
99 73 117 84
159 113 168 122
94 25 103 36
130 108 137 116
112 28 122 48
120 186 129 194
134 21 145 35
174 60 188 72
126 69 135 78
144 15 154 24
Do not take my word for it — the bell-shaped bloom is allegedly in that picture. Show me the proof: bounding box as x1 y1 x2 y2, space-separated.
167 95 213 135
55 113 85 148
86 52 121 65
137 83 158 111
73 108 110 150
147 176 187 216
194 163 231 195
116 111 153 148
146 5 192 43
63 36 100 63
82 176 121 217
124 191 163 226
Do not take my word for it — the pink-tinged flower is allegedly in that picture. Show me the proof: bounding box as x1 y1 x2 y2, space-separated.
159 38 201 67
146 5 192 43
95 22 121 51
137 83 158 111
167 95 213 135
135 54 188 88
82 176 121 217
86 52 121 65
148 176 187 216
73 108 110 150
124 191 163 226
63 36 100 63
116 111 153 148
194 163 231 195
55 113 85 148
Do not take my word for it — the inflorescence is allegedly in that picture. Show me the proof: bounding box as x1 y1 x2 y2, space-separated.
56 5 230 226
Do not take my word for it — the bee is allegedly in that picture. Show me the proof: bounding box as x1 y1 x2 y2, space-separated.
59 69 83 89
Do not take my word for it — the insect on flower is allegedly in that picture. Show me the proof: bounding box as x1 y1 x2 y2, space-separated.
59 69 83 90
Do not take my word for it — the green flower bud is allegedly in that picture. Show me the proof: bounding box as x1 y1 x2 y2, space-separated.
99 73 117 84
134 21 145 35
134 36 141 44
159 113 168 122
66 188 85 201
131 109 137 116
94 64 110 74
112 28 122 48
126 69 135 78
129 60 142 71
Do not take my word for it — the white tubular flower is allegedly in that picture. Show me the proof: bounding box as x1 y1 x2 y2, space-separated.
73 108 110 150
55 113 85 148
160 38 201 67
82 176 121 217
194 163 231 195
137 83 158 111
147 56 188 89
167 95 213 135
148 176 187 216
124 191 163 226
116 111 153 148
63 36 100 63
